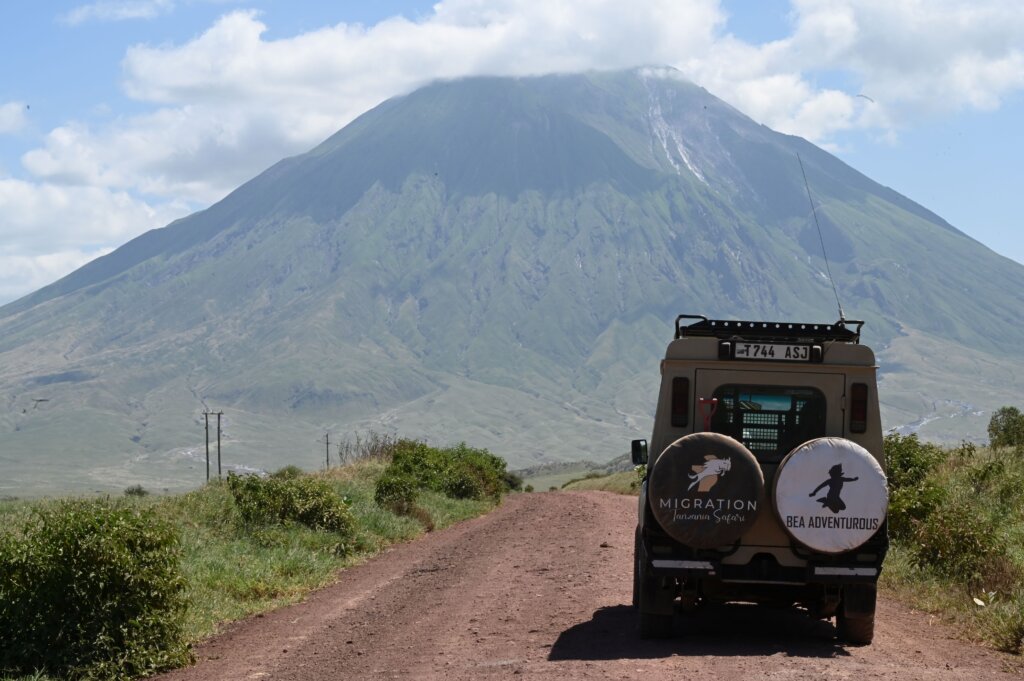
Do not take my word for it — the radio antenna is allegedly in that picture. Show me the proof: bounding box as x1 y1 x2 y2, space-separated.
798 153 845 321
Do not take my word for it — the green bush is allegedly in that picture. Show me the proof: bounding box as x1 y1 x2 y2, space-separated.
124 484 149 497
502 470 524 492
441 463 484 500
441 443 506 500
888 478 946 541
389 440 446 491
0 499 189 680
270 465 304 480
884 432 949 540
988 599 1024 654
988 406 1024 449
912 496 1013 589
884 432 945 490
226 474 355 542
373 470 419 514
375 440 510 506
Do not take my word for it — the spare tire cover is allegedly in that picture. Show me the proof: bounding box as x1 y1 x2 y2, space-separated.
648 433 764 549
773 437 888 554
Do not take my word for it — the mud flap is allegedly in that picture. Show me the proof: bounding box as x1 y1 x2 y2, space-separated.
638 545 674 616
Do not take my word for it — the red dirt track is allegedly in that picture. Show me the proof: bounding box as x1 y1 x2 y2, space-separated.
157 491 1020 680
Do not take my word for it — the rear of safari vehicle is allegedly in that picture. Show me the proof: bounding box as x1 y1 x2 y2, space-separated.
632 315 888 643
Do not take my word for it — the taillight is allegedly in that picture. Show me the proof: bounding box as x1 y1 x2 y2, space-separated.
850 383 868 433
671 377 689 427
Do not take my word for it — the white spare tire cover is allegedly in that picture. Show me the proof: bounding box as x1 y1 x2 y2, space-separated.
773 437 888 554
648 433 764 549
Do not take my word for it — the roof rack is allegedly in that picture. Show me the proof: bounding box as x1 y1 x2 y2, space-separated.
675 314 863 343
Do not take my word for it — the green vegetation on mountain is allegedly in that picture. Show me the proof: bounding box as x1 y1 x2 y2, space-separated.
2 68 1024 496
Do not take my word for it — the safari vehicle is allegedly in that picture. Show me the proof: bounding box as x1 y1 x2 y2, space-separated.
631 314 888 644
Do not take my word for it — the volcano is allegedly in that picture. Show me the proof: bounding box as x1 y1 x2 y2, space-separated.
2 67 1022 495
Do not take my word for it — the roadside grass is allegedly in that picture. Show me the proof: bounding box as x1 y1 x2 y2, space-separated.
561 470 639 495
879 436 1024 654
0 439 507 680
164 458 495 643
524 470 592 492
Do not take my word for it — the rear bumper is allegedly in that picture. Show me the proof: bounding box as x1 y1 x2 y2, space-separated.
641 523 889 587
648 557 882 585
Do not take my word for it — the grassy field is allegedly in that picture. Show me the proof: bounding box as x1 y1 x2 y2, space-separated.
0 439 507 680
559 470 639 495
565 435 1024 654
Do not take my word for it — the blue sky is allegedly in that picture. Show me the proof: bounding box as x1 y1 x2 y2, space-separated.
1 0 1022 304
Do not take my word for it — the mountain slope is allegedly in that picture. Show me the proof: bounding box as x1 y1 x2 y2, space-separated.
2 68 1023 496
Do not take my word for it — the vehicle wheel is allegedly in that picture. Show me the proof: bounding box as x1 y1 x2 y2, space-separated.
632 530 640 608
836 584 876 645
637 549 673 639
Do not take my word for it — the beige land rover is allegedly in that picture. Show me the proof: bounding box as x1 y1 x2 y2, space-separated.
631 315 888 644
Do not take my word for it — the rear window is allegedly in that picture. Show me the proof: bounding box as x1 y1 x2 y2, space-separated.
710 385 826 463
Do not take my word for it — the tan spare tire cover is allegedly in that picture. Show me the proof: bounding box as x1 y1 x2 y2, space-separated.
773 437 888 554
648 433 764 549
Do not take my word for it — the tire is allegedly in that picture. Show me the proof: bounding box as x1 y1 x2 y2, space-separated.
773 437 888 555
632 531 640 608
647 433 764 549
637 547 674 639
836 584 876 645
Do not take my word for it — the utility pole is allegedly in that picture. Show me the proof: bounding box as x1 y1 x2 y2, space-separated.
216 411 224 479
202 410 211 482
324 432 330 470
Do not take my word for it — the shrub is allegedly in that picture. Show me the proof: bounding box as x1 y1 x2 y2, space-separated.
373 470 419 515
389 440 446 491
226 473 355 542
503 470 524 492
989 600 1024 654
374 440 510 507
633 464 647 490
441 443 506 500
336 431 400 465
441 463 485 500
988 406 1024 449
270 465 304 479
124 484 149 497
884 432 949 541
0 499 189 680
912 496 1014 590
888 478 946 541
884 432 945 490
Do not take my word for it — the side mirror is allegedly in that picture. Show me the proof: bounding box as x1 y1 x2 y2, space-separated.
631 439 648 466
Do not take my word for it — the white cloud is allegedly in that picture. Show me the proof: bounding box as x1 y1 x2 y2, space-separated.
0 102 28 134
60 0 176 25
0 249 113 303
0 179 189 252
690 0 1024 136
0 178 190 303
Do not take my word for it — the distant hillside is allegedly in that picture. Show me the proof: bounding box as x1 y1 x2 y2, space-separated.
2 67 1023 496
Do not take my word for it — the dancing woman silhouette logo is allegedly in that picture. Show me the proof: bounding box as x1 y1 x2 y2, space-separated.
809 463 859 514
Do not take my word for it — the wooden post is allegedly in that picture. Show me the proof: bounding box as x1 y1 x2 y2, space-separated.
216 411 223 479
203 411 210 482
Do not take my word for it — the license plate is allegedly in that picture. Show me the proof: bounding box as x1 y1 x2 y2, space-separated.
734 342 811 362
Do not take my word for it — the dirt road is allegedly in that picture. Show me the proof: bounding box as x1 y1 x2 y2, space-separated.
158 491 1019 680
